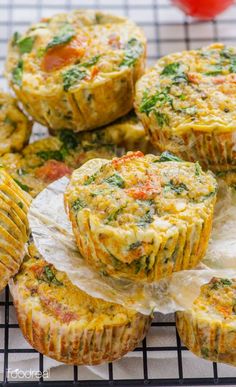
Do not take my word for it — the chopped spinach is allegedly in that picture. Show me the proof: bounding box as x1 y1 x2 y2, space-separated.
104 173 125 188
37 150 64 162
12 60 23 87
84 173 97 185
17 36 35 54
156 151 182 163
195 161 202 176
17 201 24 209
202 190 216 201
107 207 123 222
80 55 100 68
12 31 21 46
46 24 75 50
4 116 16 128
154 111 170 127
72 198 86 211
59 130 78 150
161 62 181 76
140 88 171 116
210 278 232 290
134 260 143 274
229 60 236 73
120 38 143 67
138 209 154 227
205 65 223 76
201 347 209 358
62 67 87 91
161 62 188 84
13 178 30 193
129 241 142 250
41 266 63 286
220 48 236 73
165 180 188 195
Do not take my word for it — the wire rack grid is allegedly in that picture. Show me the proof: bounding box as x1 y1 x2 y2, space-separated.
0 0 236 386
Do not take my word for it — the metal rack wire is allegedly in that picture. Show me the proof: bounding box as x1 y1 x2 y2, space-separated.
1 0 236 385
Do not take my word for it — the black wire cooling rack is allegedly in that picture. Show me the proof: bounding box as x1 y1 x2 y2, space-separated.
1 0 236 385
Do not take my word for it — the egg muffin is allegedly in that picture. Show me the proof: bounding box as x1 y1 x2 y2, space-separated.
65 151 217 282
6 10 146 132
10 243 151 365
0 113 148 197
0 90 32 155
176 277 236 366
135 43 236 177
0 169 30 292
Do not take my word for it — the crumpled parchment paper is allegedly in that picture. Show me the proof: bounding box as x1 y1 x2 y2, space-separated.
28 177 236 315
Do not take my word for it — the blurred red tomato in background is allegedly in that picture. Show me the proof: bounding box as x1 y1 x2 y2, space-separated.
172 0 234 19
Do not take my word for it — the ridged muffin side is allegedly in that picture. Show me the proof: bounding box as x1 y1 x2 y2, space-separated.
65 151 217 282
135 43 236 176
176 277 236 366
0 112 148 197
0 90 32 155
9 244 151 365
6 10 146 132
0 170 30 291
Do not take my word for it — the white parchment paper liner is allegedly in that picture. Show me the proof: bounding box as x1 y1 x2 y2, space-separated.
28 177 236 316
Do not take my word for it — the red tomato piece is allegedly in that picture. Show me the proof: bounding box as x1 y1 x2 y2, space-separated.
171 0 233 19
125 173 161 200
39 293 78 323
41 36 87 72
35 160 72 182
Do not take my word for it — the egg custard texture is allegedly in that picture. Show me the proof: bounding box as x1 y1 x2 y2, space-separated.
176 277 236 366
6 10 146 132
0 113 148 197
0 90 32 155
0 170 30 292
65 151 217 282
10 243 151 365
135 43 236 177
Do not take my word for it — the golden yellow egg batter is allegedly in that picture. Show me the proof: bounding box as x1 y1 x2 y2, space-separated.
0 169 30 292
65 151 217 282
0 112 149 197
6 10 146 132
135 43 236 177
176 277 236 367
0 90 32 155
10 243 151 365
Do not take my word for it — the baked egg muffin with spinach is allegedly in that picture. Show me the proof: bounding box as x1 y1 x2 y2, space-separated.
65 151 217 282
10 243 151 365
0 169 30 292
135 43 236 179
176 277 236 367
0 90 32 155
6 10 146 132
0 112 148 197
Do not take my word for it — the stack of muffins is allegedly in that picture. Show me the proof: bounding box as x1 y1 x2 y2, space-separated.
0 9 235 367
